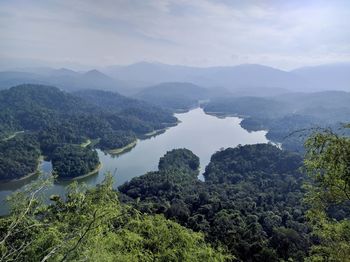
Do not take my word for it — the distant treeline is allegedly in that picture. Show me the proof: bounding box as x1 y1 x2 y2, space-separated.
203 91 350 152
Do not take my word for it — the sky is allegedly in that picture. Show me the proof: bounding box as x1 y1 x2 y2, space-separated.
0 0 349 70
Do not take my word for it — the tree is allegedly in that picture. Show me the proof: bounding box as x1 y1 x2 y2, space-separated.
0 174 229 261
304 128 350 261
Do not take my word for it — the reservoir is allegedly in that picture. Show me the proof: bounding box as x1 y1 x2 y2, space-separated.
0 108 269 215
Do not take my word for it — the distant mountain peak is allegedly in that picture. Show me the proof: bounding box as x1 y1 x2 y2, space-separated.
84 69 109 75
83 69 113 80
84 69 103 75
50 68 78 77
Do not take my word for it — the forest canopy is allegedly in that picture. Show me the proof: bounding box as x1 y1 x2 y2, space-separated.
119 145 310 261
0 175 228 261
203 92 350 152
0 85 177 180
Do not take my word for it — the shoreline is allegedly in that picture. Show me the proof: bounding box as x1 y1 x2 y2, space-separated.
0 111 184 184
204 111 247 119
80 139 92 148
143 129 166 137
67 162 102 181
142 120 182 138
106 140 138 155
2 131 25 142
0 155 44 183
204 111 268 130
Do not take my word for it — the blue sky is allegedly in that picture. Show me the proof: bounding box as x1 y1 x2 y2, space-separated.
0 0 349 69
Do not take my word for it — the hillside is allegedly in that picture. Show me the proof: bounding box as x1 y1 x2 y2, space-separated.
2 62 349 96
203 91 350 151
0 174 227 261
292 63 350 91
74 89 176 125
104 62 309 92
0 85 177 180
119 145 308 261
135 82 212 111
0 69 129 94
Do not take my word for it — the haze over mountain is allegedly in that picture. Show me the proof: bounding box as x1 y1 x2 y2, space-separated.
1 1 350 260
291 63 350 91
0 68 129 94
1 62 349 96
103 62 304 91
135 82 211 111
104 62 350 92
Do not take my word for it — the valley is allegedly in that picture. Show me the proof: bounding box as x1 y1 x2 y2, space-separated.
1 1 349 260
0 107 268 215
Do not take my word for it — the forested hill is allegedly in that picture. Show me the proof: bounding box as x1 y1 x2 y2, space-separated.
74 89 176 125
1 138 349 260
134 82 212 111
0 84 177 180
203 91 350 151
0 174 228 261
119 145 310 261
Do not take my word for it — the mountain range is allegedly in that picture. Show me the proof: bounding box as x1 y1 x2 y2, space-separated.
0 68 129 94
0 62 349 95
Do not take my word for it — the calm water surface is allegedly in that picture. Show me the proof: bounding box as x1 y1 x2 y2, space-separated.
0 108 268 215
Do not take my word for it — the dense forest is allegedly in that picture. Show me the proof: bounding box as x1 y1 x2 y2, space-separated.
119 145 310 261
0 84 177 180
0 175 228 261
1 0 349 260
135 82 212 111
119 139 350 261
1 133 349 261
203 91 350 152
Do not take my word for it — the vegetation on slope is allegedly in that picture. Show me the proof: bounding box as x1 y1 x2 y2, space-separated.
120 145 310 261
0 133 40 181
0 84 177 180
0 175 228 261
203 92 350 152
135 82 210 111
304 127 350 261
1 128 349 261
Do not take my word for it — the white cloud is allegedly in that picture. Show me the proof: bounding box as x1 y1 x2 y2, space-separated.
0 0 349 69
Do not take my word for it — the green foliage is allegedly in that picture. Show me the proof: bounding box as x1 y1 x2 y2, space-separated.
203 92 350 152
74 89 176 128
0 175 228 261
135 82 209 111
120 145 310 261
204 143 301 183
51 144 99 178
0 133 41 180
158 148 200 176
304 130 350 261
0 84 177 180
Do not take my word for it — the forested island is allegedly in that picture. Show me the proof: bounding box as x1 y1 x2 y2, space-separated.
0 84 177 180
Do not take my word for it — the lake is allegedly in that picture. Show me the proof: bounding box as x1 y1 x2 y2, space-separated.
0 108 268 215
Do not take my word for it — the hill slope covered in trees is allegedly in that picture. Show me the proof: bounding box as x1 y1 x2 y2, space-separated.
0 84 177 180
119 145 310 261
0 175 228 261
203 91 350 151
